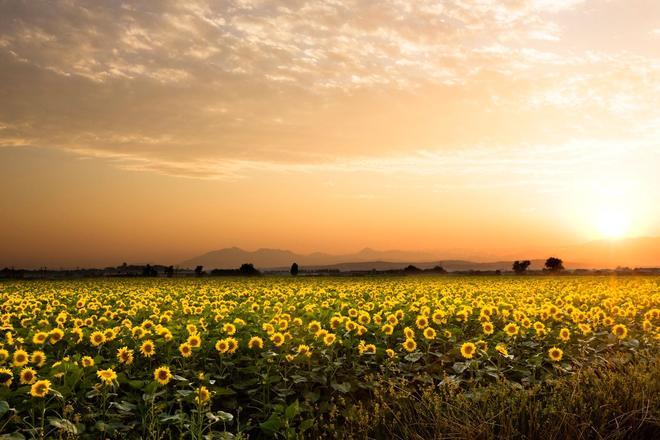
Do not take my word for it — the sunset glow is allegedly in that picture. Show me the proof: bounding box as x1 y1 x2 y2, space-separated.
596 209 630 239
0 0 659 268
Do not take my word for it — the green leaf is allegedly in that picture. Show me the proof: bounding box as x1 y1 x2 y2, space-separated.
49 418 78 434
0 433 26 440
214 387 236 396
216 411 233 423
110 401 137 412
405 352 424 362
284 400 299 420
331 382 351 393
300 419 315 432
0 401 9 418
260 414 282 434
128 380 146 390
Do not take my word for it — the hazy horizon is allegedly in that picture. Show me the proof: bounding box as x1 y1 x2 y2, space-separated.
3 236 659 270
1 1 659 268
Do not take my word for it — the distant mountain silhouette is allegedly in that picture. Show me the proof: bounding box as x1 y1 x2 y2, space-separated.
179 247 438 270
180 237 659 271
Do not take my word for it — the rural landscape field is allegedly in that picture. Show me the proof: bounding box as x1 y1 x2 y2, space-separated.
0 276 658 439
2 0 660 438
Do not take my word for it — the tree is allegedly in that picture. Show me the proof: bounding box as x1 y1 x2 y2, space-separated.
544 257 564 272
403 265 422 274
142 264 157 277
512 260 531 274
428 265 446 274
194 266 204 277
164 265 174 278
239 263 260 276
290 262 299 276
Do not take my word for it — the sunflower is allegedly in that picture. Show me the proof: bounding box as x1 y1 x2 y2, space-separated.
345 320 357 332
297 344 311 356
81 356 95 368
415 315 429 329
0 349 8 364
90 331 106 347
329 316 342 329
179 342 193 357
117 347 134 365
30 379 51 398
495 344 509 357
612 324 628 339
360 343 376 355
131 327 145 339
385 348 397 359
323 333 336 346
19 367 37 385
548 346 563 362
404 327 415 339
381 324 394 335
226 337 239 354
308 321 322 333
476 340 488 351
423 327 436 340
460 342 476 359
0 367 13 387
187 334 202 348
97 368 118 385
578 323 591 336
270 332 285 347
140 340 156 357
195 386 211 405
402 338 417 352
13 349 29 367
30 351 46 368
49 328 64 344
32 332 48 344
154 366 172 385
432 310 446 324
71 327 84 344
482 322 494 335
504 323 519 337
558 328 570 342
211 338 228 354
247 336 264 349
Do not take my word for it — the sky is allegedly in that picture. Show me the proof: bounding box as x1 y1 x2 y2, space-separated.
1 0 659 268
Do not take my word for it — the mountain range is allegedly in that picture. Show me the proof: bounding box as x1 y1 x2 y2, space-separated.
179 237 660 271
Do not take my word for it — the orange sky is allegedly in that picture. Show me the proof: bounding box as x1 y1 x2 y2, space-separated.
1 0 659 268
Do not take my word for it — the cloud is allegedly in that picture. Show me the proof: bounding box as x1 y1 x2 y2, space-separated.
0 0 659 180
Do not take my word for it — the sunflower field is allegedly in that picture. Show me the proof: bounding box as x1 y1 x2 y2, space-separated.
0 276 658 439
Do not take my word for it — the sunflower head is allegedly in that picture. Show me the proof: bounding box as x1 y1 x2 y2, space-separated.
403 338 417 353
20 367 37 385
460 342 476 359
612 324 628 339
195 386 211 405
179 342 193 357
548 347 563 362
30 379 51 398
154 366 172 385
0 367 14 387
248 336 264 349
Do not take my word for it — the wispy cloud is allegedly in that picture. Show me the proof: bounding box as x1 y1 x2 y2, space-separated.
0 0 658 181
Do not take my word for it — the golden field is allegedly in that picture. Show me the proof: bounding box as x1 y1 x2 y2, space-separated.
0 276 658 439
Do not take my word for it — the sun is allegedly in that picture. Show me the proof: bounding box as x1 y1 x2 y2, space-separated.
595 210 629 239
